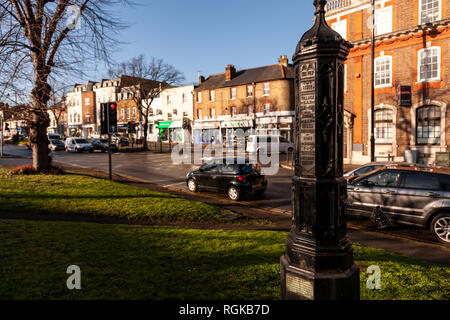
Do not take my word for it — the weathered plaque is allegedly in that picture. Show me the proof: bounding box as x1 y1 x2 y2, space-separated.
300 81 315 92
300 63 316 79
286 274 314 300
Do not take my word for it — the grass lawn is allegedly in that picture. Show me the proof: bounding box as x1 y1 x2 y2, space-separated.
0 219 448 300
0 168 233 224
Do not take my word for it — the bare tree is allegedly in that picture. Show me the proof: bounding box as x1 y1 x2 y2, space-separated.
48 85 68 135
108 55 185 150
0 0 131 170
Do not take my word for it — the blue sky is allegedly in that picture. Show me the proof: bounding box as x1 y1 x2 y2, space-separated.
92 0 316 83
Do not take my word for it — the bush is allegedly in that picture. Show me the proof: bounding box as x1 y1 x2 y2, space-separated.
12 165 64 175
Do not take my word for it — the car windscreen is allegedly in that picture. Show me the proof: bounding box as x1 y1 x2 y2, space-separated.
50 139 63 144
75 139 88 144
99 140 108 143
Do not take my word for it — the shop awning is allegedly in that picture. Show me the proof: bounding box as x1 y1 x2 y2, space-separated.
157 121 173 129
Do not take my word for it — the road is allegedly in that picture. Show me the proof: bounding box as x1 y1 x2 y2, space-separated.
2 144 294 212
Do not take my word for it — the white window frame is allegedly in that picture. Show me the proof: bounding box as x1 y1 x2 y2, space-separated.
126 108 130 120
263 83 270 96
210 108 216 119
417 46 441 82
210 90 215 102
419 0 441 25
331 19 347 40
120 109 125 121
375 6 393 36
132 107 136 119
344 63 348 93
230 88 236 100
84 98 90 105
374 55 393 88
263 103 270 115
197 109 202 120
197 92 202 103
247 85 253 97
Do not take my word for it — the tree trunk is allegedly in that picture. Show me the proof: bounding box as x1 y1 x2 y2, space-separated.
142 110 149 151
30 112 50 171
30 67 52 171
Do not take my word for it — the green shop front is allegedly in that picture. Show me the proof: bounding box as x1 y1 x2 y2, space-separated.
156 120 184 143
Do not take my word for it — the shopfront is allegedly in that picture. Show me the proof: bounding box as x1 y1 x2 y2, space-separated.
157 121 185 143
193 121 221 144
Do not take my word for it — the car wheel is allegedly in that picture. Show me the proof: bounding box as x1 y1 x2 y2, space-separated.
65 147 70 153
430 213 450 244
227 186 240 201
187 179 198 192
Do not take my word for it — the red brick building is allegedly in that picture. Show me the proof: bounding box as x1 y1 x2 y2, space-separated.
326 0 450 164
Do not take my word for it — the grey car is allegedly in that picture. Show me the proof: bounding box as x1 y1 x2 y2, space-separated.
347 166 450 244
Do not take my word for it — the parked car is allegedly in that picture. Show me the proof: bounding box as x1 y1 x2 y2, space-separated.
111 134 129 147
344 162 392 182
347 163 450 244
246 135 294 154
65 138 93 153
91 139 118 153
49 139 65 151
186 158 268 201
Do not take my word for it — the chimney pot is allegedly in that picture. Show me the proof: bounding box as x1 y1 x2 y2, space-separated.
198 75 205 84
278 55 289 67
226 65 236 81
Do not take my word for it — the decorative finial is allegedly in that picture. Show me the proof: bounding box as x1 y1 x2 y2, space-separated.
314 0 327 15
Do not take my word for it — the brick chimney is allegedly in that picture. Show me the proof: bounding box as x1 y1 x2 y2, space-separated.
278 55 288 67
225 64 236 81
198 75 205 84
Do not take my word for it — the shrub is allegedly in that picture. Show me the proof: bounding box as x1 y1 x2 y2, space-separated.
12 165 64 175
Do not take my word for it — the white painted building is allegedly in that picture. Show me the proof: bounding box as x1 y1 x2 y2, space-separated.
146 84 195 143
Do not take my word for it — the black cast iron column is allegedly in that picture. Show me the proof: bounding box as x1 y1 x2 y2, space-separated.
280 0 360 300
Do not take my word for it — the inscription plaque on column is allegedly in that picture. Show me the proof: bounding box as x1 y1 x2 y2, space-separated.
299 62 316 177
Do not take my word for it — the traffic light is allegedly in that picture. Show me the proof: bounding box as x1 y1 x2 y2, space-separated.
100 102 118 134
108 103 118 133
131 121 136 134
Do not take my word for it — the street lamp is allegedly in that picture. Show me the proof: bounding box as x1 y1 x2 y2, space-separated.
370 0 376 162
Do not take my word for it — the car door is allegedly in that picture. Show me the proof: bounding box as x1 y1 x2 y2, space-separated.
347 170 401 216
197 162 219 190
393 171 443 221
218 163 239 191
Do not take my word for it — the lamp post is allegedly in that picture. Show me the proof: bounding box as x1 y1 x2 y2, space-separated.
370 0 376 162
280 0 359 300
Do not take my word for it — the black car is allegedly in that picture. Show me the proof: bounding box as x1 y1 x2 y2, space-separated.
186 159 267 201
49 139 65 151
90 139 118 152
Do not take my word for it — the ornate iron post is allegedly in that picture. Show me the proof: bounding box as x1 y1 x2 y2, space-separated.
280 0 360 300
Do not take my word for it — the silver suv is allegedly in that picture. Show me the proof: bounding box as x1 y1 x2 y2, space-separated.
347 165 450 244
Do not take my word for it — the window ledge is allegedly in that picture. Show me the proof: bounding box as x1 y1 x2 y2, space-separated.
416 79 442 84
375 84 393 89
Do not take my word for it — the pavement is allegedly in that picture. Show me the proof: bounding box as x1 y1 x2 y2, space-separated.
1 144 449 266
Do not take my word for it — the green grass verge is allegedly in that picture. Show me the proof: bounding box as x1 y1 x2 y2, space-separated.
0 219 448 300
0 168 231 224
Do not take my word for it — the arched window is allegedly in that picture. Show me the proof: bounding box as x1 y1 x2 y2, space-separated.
374 108 394 143
417 105 441 145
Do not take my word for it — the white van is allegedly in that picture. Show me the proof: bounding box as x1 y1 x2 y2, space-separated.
65 138 93 153
246 135 294 154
